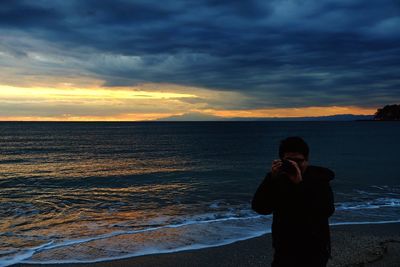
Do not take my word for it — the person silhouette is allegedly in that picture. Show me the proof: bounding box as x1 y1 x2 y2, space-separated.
252 136 335 267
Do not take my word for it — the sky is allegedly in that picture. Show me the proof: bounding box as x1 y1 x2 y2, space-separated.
0 0 399 121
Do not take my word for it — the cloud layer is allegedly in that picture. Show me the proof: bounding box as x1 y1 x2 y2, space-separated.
0 0 399 112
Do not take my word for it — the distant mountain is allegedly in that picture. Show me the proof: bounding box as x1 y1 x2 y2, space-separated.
157 112 222 121
158 113 374 121
230 114 375 121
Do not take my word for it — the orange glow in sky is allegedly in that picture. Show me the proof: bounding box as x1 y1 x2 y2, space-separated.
0 84 376 121
201 106 376 118
0 114 175 121
0 85 196 100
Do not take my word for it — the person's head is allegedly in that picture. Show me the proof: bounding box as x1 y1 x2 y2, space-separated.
279 136 309 173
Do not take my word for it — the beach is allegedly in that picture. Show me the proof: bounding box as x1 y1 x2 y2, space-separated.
14 222 400 267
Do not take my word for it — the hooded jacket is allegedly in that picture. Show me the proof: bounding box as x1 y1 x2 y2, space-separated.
252 165 335 266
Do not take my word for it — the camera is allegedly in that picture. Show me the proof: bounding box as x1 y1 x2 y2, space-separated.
279 159 298 177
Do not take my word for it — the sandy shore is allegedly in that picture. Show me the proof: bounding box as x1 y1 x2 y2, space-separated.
14 222 400 267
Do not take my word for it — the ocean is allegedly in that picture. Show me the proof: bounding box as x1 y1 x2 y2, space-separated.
0 121 399 266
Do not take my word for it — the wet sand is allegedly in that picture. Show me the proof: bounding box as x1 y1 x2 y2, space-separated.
14 222 400 267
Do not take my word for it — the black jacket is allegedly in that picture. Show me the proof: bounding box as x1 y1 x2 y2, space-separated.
252 165 335 265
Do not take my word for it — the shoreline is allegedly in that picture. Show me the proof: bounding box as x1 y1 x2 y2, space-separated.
13 222 400 267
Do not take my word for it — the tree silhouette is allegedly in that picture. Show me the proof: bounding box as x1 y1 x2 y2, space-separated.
374 104 400 120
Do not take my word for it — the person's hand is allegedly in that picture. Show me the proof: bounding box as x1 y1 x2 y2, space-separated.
271 159 282 178
286 160 303 184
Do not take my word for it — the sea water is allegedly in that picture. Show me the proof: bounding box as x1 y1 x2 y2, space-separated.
0 121 399 266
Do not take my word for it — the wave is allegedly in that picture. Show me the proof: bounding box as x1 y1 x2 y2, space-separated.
0 214 265 267
1 197 400 267
5 219 400 267
21 228 269 266
331 219 400 226
21 231 269 265
336 197 400 210
34 214 261 252
0 241 54 267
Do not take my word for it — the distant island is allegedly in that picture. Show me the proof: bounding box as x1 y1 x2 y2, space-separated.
373 104 400 121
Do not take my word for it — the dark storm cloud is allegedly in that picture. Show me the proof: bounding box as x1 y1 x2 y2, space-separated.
0 0 59 28
0 0 399 109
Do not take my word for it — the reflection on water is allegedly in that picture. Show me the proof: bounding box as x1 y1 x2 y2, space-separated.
0 182 195 251
0 183 192 238
0 156 188 179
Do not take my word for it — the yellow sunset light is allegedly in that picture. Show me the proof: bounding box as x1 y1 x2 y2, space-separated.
202 106 375 118
0 85 197 100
